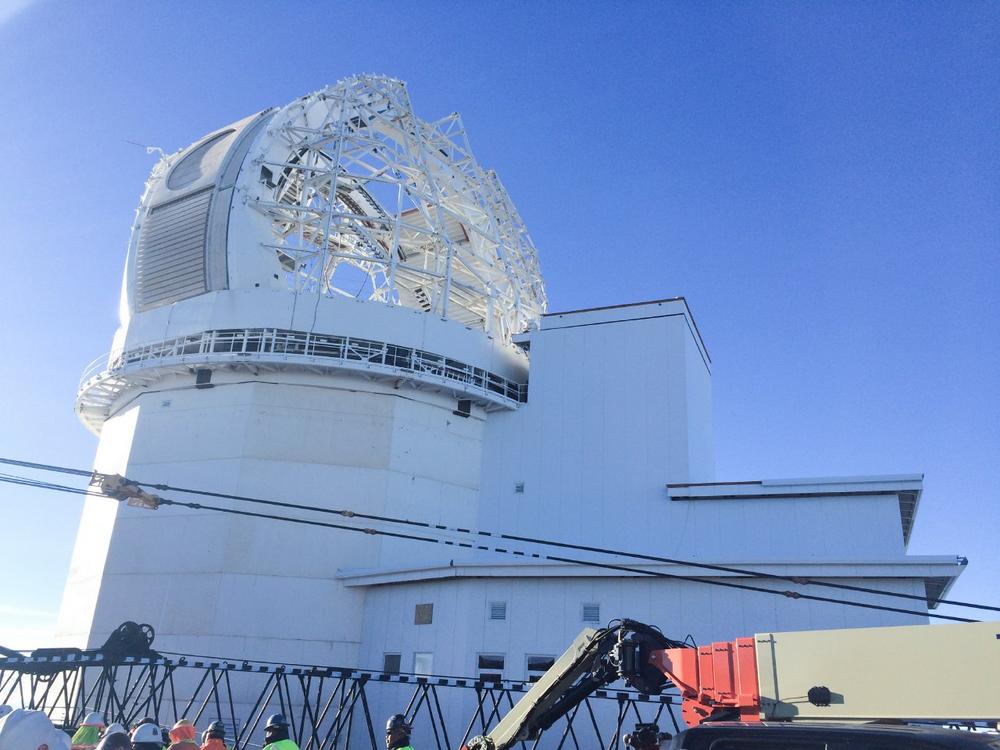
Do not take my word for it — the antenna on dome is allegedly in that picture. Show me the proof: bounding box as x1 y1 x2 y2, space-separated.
123 139 165 159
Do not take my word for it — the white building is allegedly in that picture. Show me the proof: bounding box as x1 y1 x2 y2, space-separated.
58 76 963 701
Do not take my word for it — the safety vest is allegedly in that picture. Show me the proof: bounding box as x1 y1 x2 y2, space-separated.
72 725 102 749
263 740 301 750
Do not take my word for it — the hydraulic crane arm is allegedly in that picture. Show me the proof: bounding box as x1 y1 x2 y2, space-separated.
465 620 689 750
467 619 1000 750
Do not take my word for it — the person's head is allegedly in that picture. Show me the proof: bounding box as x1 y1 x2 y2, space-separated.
82 712 106 728
0 709 65 750
264 714 289 744
206 721 225 742
104 723 127 737
170 720 197 744
384 714 411 750
160 727 171 746
130 722 163 750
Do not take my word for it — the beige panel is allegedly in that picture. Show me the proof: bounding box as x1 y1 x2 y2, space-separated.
755 620 1000 721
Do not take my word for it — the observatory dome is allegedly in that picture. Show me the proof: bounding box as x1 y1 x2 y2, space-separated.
124 75 546 341
78 76 545 433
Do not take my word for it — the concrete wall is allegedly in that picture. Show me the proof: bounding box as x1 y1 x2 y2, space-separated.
56 374 484 662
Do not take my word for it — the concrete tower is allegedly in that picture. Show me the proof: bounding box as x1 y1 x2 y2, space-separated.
58 75 546 662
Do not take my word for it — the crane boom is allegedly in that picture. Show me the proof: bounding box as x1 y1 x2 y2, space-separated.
466 619 1000 750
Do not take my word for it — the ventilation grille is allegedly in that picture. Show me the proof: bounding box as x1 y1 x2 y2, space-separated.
135 188 212 311
489 601 507 621
582 603 600 624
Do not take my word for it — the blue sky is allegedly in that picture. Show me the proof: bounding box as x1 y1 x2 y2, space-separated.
0 1 996 647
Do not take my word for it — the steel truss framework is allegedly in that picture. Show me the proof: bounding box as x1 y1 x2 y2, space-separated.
245 75 547 343
0 654 680 750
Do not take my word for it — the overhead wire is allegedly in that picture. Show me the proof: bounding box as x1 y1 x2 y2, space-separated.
0 465 984 623
0 456 993 615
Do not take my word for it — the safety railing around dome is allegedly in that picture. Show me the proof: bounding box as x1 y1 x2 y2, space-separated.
79 328 528 407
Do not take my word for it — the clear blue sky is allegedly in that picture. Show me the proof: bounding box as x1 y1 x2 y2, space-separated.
0 1 996 646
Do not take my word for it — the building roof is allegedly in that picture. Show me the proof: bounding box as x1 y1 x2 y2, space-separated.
666 475 923 546
337 556 964 609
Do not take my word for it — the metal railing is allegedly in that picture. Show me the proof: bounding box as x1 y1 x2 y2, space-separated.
79 328 528 410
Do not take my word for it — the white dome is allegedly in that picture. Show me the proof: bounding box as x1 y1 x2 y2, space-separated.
125 75 546 343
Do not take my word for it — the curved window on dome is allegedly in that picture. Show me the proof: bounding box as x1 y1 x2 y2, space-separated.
167 129 235 190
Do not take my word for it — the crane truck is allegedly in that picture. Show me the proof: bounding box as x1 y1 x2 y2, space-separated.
465 619 1000 750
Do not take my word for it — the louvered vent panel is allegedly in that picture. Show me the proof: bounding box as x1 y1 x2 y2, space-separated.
582 603 600 624
135 188 212 311
489 601 507 621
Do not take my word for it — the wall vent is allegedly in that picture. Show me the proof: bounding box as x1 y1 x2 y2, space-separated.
489 601 507 621
582 603 601 624
135 188 212 311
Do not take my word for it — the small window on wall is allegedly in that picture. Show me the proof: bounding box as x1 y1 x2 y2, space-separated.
582 603 601 624
415 603 433 625
383 653 401 674
489 601 507 621
477 654 505 683
526 655 555 682
413 652 433 675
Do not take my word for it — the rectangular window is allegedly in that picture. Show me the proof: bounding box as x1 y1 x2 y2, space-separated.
489 601 507 621
526 655 555 683
582 603 601 624
383 653 401 674
413 652 433 675
477 653 505 683
414 602 433 625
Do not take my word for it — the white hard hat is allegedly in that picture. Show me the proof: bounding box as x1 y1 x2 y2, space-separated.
0 708 58 750
49 728 71 750
83 712 105 727
130 724 163 744
104 723 126 736
0 707 11 720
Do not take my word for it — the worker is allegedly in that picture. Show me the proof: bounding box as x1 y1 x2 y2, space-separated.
129 719 156 734
199 721 227 750
0 708 72 750
384 714 412 750
72 712 106 750
130 724 165 750
95 724 130 750
167 720 198 750
262 714 299 750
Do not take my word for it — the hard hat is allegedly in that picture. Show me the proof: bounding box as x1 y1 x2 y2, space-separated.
105 722 127 736
83 711 105 727
207 720 225 738
0 705 11 719
0 709 60 750
131 723 163 744
265 714 288 730
386 714 411 734
172 719 194 730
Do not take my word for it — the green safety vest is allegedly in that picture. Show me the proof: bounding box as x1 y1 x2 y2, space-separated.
263 740 301 750
72 725 102 748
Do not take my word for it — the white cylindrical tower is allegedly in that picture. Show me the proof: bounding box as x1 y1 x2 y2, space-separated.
57 75 546 667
